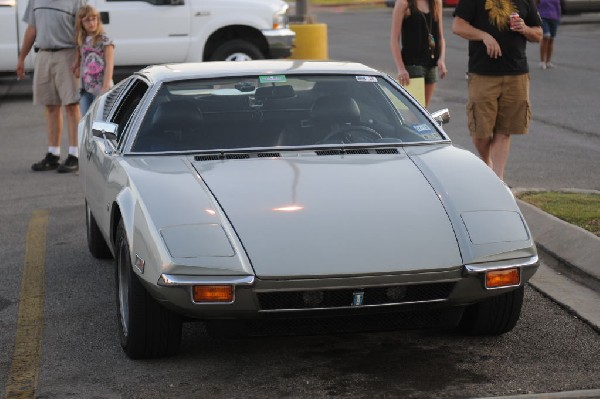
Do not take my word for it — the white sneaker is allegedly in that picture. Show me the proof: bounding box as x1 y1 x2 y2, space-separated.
539 62 547 70
546 62 556 69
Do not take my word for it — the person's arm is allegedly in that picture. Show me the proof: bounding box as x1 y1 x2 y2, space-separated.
390 0 410 85
435 0 447 79
101 44 114 93
72 47 81 78
452 16 502 59
16 25 36 79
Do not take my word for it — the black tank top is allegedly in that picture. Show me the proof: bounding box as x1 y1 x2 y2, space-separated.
401 10 440 67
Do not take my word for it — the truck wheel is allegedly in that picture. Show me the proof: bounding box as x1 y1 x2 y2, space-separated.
115 220 182 359
458 286 524 335
210 39 264 61
86 201 112 259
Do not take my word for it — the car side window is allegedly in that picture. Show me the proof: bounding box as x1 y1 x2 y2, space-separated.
110 79 149 145
102 79 129 121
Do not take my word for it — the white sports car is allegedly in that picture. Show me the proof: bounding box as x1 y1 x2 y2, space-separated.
79 60 538 359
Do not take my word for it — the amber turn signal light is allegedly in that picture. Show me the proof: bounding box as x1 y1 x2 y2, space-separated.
193 285 234 302
486 268 520 288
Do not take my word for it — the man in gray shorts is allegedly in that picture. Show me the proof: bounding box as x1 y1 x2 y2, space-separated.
16 0 86 173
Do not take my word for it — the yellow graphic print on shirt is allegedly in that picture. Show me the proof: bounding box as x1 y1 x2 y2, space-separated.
485 0 518 30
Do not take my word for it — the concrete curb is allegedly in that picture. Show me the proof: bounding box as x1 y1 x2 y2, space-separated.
516 196 600 289
475 388 600 399
515 190 600 331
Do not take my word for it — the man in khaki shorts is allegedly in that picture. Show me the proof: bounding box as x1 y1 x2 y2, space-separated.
16 0 86 173
452 0 542 181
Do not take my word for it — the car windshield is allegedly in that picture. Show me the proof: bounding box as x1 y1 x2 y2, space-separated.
132 74 445 152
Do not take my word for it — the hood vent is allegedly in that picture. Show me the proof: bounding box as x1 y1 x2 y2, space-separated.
315 148 399 156
195 152 281 161
376 148 399 154
257 152 281 158
194 148 399 161
316 149 368 156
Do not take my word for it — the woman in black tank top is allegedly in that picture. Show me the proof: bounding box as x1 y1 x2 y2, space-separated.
390 0 447 108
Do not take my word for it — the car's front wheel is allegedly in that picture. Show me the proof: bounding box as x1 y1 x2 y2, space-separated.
459 286 524 335
86 201 112 259
115 220 182 359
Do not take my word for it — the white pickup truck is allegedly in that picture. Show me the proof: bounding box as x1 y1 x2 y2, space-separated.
0 0 295 73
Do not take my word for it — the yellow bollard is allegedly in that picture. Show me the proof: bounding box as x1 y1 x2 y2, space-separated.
288 23 328 60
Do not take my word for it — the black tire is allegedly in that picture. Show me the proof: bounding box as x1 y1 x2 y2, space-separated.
459 286 525 335
115 220 182 359
86 201 113 259
209 39 264 61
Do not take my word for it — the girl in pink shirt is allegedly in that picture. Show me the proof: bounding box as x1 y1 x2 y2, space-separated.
73 5 114 115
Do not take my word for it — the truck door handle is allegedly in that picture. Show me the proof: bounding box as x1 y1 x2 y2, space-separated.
100 11 109 24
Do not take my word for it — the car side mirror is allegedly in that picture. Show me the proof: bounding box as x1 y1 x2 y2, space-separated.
431 108 450 125
92 121 118 140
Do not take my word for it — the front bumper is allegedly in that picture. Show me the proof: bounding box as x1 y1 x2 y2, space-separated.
262 28 295 58
150 255 539 321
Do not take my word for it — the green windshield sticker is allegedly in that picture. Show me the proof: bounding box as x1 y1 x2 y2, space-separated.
259 75 287 83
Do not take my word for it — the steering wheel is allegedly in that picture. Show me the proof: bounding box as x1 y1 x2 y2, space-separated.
317 125 382 144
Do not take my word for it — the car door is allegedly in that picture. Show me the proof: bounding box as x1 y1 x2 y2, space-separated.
89 0 191 66
0 0 19 72
84 77 150 233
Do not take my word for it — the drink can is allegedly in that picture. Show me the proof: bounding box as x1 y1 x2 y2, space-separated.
510 12 519 29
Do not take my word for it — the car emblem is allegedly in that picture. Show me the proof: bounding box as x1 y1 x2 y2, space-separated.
352 291 365 306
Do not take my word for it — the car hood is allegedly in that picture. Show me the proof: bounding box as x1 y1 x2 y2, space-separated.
123 145 533 280
191 148 463 278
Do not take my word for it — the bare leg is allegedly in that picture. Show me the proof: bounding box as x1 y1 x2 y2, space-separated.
424 83 436 109
490 133 511 180
65 103 81 148
472 134 511 180
472 136 493 168
546 38 554 63
46 105 63 147
540 38 547 62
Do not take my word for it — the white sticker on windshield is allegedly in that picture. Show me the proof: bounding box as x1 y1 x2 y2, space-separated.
356 76 378 83
412 124 432 133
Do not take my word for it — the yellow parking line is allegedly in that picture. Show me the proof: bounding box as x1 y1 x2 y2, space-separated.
4 210 48 399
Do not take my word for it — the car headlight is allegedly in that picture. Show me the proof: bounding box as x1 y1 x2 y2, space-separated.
460 211 529 244
160 224 234 258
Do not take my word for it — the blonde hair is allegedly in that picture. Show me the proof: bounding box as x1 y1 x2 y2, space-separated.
75 5 105 46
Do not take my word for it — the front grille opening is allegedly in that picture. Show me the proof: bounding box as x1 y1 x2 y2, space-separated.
257 282 455 311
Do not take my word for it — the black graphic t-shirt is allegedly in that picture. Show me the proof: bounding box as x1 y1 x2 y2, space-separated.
454 0 542 75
